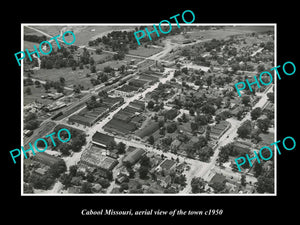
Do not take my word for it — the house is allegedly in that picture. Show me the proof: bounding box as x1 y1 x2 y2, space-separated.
232 141 252 155
33 168 47 176
92 183 102 193
170 139 181 151
68 186 81 194
157 175 172 188
92 132 115 149
159 159 177 172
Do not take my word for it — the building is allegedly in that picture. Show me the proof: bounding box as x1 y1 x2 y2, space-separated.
135 122 159 139
210 120 231 140
33 152 64 167
80 145 118 174
123 148 146 165
114 85 139 97
92 132 115 148
68 106 108 127
159 159 177 171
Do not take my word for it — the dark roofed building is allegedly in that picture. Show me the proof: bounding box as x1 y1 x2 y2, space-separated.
123 148 146 165
92 132 115 148
135 122 159 139
159 159 176 171
33 152 64 167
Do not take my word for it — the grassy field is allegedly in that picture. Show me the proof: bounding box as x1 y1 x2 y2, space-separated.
23 85 56 106
28 25 137 46
33 67 96 90
170 26 274 44
128 46 163 57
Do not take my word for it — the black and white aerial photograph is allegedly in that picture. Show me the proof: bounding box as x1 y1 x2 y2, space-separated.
21 24 276 195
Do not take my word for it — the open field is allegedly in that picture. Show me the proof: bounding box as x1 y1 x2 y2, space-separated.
170 26 274 44
23 85 58 106
128 46 163 57
28 26 136 46
33 67 97 90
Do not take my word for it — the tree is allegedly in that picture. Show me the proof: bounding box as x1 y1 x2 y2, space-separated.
267 92 274 103
117 142 126 154
90 65 96 73
257 118 271 133
253 163 263 177
95 48 102 54
191 177 206 193
211 182 226 193
140 156 151 168
25 87 32 95
241 95 251 106
189 108 195 116
147 135 155 145
241 174 246 186
257 64 265 72
191 122 198 132
69 165 78 177
48 160 67 178
81 182 92 193
59 143 71 156
166 123 177 133
256 173 274 193
251 107 262 120
237 120 252 138
147 100 155 109
201 103 216 115
138 166 149 179
59 77 65 85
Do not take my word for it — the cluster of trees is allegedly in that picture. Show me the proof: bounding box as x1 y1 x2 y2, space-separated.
237 120 253 139
138 156 152 180
24 34 47 43
90 73 108 86
191 177 206 193
85 95 102 111
88 27 182 53
26 160 67 190
24 112 40 131
218 143 250 169
43 77 66 93
40 45 78 69
60 165 112 192
255 164 274 193
186 136 213 161
51 125 86 156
